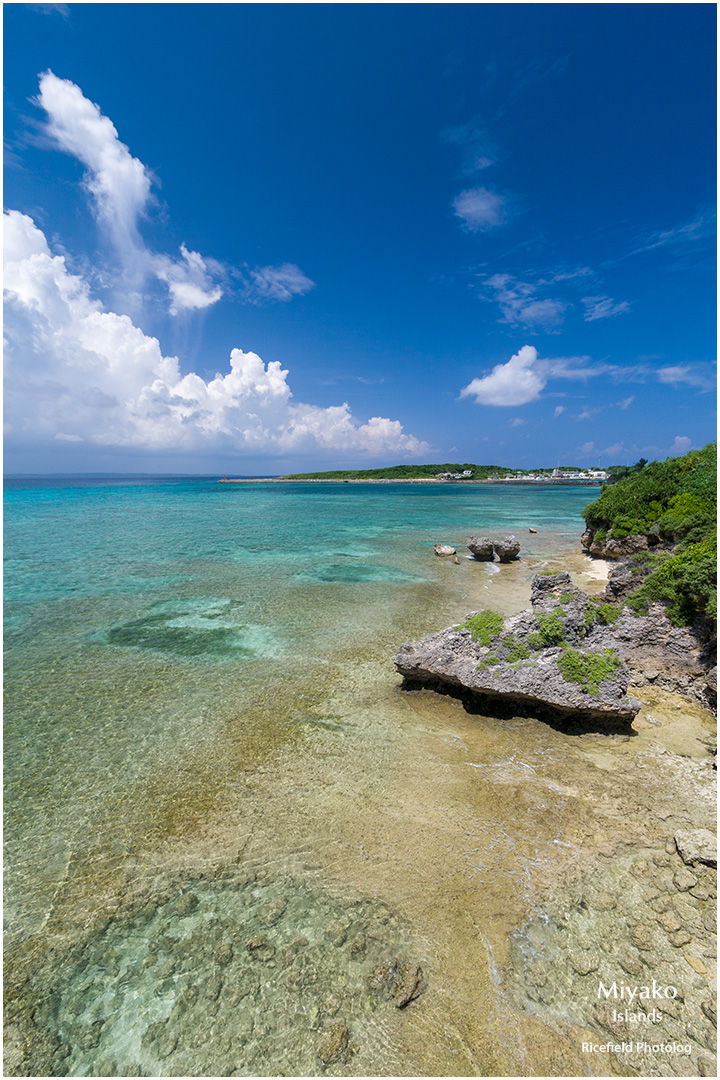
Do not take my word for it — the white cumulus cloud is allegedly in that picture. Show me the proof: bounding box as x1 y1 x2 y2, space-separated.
669 435 692 455
460 345 545 406
459 346 604 408
3 211 427 460
38 70 152 274
35 72 313 319
153 245 224 315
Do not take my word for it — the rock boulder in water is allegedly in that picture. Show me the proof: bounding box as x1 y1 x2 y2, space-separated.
493 535 521 562
466 536 494 560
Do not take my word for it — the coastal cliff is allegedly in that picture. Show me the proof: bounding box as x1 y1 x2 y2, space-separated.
397 444 717 726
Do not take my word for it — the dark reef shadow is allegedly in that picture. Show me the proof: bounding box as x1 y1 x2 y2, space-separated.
397 677 639 737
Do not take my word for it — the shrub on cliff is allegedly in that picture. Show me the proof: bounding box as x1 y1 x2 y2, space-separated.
583 443 716 540
584 443 717 628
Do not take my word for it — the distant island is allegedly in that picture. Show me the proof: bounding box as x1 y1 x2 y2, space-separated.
219 462 616 484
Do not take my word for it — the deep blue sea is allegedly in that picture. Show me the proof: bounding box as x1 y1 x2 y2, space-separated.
4 477 603 1076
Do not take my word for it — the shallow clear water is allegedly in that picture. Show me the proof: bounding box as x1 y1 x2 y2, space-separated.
5 478 627 1076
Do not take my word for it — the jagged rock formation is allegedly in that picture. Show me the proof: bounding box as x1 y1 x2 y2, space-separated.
433 544 456 557
396 573 641 729
581 529 655 559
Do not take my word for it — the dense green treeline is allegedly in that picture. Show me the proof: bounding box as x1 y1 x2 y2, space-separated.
281 463 512 480
281 462 591 480
583 443 717 627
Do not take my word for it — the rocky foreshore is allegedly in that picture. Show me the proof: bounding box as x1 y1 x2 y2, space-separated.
395 570 716 730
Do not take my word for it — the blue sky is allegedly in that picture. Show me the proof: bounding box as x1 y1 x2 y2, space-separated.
3 2 716 474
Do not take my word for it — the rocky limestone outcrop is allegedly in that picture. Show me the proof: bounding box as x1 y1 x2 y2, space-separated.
674 829 717 868
395 572 641 729
434 544 457 557
466 536 494 560
493 535 521 562
581 528 660 560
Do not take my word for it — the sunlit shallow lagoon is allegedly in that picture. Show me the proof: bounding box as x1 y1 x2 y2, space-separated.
7 477 713 1077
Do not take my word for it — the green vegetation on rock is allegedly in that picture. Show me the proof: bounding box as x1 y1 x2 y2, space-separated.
626 538 718 624
458 609 504 645
506 641 532 663
476 655 501 671
584 443 716 540
527 611 566 649
583 443 717 627
590 600 624 625
557 647 623 696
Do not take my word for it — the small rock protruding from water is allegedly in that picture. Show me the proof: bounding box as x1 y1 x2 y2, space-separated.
466 536 494 560
367 958 425 1008
434 544 457 557
317 1021 351 1066
493 535 521 562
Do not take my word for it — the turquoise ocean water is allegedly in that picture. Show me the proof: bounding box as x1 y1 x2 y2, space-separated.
4 478 602 1076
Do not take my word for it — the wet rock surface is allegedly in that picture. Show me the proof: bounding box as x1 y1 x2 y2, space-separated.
3 865 426 1077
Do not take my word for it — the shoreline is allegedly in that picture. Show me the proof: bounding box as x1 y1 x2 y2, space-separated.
218 477 603 486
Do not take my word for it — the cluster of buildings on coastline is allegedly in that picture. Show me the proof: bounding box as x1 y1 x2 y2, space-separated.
436 468 609 483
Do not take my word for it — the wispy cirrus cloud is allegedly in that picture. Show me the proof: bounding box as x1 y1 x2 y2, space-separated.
479 273 566 330
630 208 715 257
241 263 315 304
582 295 631 321
442 118 497 175
657 365 712 389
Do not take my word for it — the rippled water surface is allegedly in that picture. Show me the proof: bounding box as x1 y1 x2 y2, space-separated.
11 477 706 1077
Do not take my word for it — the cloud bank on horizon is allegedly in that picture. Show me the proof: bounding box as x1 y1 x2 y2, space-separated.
4 73 428 462
4 209 428 458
